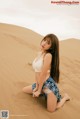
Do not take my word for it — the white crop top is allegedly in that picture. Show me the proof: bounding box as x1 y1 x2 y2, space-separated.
32 52 50 72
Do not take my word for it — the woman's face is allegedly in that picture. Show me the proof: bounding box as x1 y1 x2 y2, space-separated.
40 37 51 52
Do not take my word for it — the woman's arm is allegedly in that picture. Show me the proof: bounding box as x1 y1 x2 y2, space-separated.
33 53 52 97
37 53 52 93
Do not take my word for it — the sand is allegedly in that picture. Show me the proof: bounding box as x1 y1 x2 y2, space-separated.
0 23 80 119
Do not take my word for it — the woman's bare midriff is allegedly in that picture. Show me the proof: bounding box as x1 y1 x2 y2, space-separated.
35 72 50 83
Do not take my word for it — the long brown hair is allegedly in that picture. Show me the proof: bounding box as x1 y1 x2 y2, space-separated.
41 34 60 83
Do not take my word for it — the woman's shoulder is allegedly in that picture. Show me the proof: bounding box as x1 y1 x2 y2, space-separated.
45 53 52 57
44 53 52 60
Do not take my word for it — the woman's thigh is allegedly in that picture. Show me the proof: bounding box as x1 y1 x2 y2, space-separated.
22 85 33 94
43 88 57 112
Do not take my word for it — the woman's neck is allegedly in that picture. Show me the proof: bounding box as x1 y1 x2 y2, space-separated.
40 49 46 54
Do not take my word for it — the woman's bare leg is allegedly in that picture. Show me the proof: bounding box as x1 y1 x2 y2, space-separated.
43 88 70 111
43 88 57 112
22 85 33 94
56 93 70 109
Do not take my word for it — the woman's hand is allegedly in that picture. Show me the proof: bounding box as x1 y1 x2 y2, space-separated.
33 87 38 92
33 90 41 97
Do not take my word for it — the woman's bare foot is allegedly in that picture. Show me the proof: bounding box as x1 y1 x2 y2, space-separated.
56 93 70 109
64 93 70 101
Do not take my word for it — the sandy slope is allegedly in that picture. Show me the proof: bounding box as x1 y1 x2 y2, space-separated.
0 23 80 119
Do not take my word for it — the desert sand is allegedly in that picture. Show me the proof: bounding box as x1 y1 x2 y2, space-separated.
0 23 80 119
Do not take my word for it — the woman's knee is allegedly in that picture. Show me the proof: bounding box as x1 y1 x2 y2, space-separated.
47 107 56 113
22 86 29 93
22 85 33 94
22 87 26 92
47 101 57 112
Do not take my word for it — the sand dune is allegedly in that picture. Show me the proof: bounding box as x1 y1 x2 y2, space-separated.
0 23 80 119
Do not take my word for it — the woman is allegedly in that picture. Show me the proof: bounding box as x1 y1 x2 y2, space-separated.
22 34 70 112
